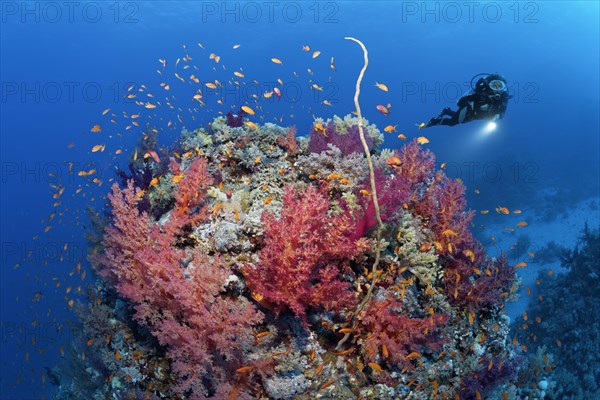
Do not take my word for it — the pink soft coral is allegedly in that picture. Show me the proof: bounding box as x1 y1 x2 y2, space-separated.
96 158 263 398
351 167 411 240
392 140 436 188
243 184 365 325
277 125 299 155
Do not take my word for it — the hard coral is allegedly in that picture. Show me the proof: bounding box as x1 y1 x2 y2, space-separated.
243 184 365 325
515 227 600 399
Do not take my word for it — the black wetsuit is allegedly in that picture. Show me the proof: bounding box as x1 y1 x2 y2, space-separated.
426 75 510 127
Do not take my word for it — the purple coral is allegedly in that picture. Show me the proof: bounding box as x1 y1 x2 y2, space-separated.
350 168 411 240
459 355 521 398
225 107 248 127
308 121 373 156
444 251 517 309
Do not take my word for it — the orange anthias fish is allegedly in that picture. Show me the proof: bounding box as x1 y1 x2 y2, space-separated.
368 362 384 372
375 82 389 91
145 150 161 164
496 206 510 215
376 104 390 115
241 105 255 115
386 155 401 167
314 123 327 136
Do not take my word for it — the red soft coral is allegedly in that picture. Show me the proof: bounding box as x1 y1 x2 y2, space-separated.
243 184 364 325
416 172 476 256
277 125 299 155
391 141 475 255
359 298 449 370
444 249 516 309
392 140 436 188
95 158 263 398
174 157 211 210
390 141 517 309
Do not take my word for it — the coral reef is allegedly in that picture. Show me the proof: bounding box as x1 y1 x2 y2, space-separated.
52 114 528 400
513 225 600 400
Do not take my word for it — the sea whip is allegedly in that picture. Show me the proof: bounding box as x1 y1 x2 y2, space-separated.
336 37 385 350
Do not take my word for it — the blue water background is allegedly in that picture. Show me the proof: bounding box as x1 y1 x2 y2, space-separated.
1 1 599 398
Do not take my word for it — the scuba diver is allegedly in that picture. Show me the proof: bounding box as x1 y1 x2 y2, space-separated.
423 73 511 128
